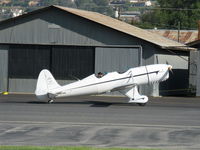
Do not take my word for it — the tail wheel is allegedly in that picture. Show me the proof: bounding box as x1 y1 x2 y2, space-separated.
48 99 54 104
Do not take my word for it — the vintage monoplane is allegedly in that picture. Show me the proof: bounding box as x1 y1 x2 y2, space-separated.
35 64 172 105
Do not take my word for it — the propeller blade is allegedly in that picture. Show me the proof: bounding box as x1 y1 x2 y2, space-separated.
168 65 173 74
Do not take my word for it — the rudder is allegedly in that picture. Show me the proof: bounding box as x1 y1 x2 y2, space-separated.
35 69 60 100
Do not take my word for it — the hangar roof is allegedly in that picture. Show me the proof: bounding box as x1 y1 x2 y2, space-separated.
0 5 196 51
148 29 198 44
54 6 195 51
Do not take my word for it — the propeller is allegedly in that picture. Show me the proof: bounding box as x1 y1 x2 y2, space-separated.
168 65 173 74
165 61 173 74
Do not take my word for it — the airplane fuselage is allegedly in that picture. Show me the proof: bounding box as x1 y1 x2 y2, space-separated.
48 64 170 99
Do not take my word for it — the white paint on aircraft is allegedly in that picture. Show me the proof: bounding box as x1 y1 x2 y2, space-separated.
35 64 172 105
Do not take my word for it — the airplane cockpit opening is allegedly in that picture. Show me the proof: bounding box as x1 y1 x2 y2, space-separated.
96 72 104 78
117 71 126 74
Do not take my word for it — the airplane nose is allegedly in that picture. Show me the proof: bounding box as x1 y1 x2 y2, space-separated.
168 65 172 71
167 65 173 75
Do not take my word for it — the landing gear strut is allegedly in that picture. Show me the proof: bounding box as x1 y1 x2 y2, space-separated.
129 95 148 106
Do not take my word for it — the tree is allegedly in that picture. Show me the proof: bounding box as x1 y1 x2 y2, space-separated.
39 0 76 7
93 0 108 6
75 0 113 16
138 0 200 29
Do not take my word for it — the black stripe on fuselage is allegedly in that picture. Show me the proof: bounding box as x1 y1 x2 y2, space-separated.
70 70 159 90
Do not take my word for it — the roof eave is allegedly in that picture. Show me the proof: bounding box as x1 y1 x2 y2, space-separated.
161 46 197 51
186 39 200 46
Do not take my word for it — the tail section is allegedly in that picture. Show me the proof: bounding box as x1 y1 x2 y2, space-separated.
35 69 60 101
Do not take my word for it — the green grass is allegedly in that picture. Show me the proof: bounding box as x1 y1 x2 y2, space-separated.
0 146 161 150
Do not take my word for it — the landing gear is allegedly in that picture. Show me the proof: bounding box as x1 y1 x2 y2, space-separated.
137 103 146 106
128 96 148 106
48 99 54 103
119 86 149 106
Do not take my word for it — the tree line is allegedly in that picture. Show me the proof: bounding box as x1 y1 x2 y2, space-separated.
137 0 200 30
1 0 200 30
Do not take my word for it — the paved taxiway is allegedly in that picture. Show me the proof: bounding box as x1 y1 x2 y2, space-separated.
0 94 200 149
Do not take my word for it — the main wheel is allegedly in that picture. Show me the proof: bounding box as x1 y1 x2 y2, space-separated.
137 103 146 106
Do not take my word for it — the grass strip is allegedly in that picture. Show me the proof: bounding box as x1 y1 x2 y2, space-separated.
0 146 161 150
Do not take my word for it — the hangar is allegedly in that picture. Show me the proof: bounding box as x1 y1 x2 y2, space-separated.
0 5 195 96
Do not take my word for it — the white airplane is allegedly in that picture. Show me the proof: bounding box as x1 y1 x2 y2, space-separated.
35 64 172 106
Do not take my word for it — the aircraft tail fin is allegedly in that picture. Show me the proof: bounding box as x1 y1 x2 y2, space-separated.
35 69 60 100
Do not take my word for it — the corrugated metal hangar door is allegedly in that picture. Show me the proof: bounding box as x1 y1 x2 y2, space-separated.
8 45 51 92
95 47 141 74
51 46 94 80
8 45 94 92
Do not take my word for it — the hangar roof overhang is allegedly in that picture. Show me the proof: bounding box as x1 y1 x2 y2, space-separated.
161 46 196 51
0 5 197 51
186 39 200 47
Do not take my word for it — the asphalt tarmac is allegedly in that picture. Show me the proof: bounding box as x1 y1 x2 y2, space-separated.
0 94 200 149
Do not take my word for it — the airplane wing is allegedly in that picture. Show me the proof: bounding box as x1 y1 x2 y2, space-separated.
111 84 136 92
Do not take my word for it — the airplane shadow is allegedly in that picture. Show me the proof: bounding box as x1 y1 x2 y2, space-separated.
87 101 113 107
28 100 138 107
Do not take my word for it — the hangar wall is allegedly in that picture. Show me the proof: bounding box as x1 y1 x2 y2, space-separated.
197 53 200 96
95 47 141 73
0 8 141 46
189 51 200 96
155 49 189 96
0 45 8 92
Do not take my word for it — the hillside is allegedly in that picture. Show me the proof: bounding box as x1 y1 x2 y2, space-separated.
0 0 114 20
0 0 74 7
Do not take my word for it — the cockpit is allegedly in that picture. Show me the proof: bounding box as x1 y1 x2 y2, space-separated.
95 71 124 79
96 72 104 78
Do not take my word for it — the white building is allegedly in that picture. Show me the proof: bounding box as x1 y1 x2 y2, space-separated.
130 0 152 7
11 9 23 17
